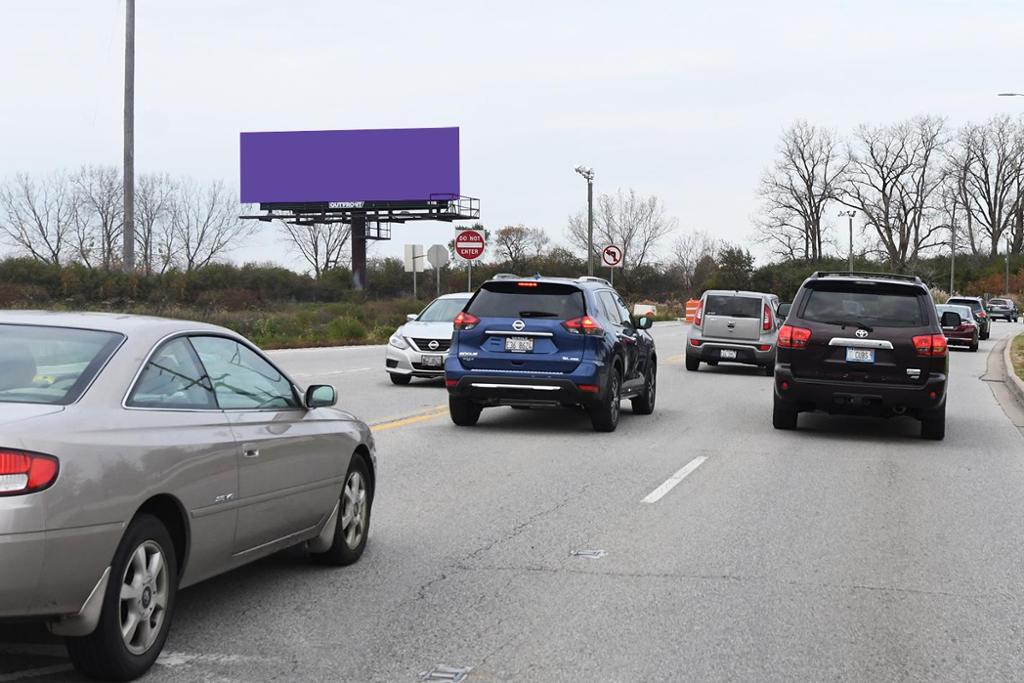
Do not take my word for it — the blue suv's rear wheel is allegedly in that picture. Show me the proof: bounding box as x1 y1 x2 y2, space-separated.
589 367 621 432
449 396 482 426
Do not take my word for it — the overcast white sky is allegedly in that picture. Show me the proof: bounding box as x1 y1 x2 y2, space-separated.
2 0 1023 272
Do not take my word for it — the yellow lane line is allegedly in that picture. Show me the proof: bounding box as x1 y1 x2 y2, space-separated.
665 353 687 365
371 405 448 432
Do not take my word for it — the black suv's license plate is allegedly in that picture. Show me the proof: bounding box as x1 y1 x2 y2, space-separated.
505 336 534 353
845 348 875 363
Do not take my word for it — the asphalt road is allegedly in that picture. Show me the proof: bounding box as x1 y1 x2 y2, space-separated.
5 321 1024 682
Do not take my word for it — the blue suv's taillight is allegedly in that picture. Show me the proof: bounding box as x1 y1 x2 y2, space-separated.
453 311 480 330
562 316 604 335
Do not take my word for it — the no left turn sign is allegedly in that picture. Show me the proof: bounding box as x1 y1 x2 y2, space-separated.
601 245 623 268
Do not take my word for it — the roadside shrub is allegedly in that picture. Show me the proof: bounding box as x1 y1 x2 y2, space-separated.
196 287 261 311
328 317 367 342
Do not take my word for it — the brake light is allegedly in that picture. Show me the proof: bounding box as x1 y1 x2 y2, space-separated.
445 379 458 388
577 384 600 393
562 316 603 335
913 334 947 357
757 344 772 352
976 310 987 318
762 303 773 331
777 324 811 349
693 300 704 327
0 449 59 496
453 311 479 330
517 281 539 288
689 339 702 347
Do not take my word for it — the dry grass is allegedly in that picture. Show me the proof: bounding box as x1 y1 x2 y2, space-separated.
1011 335 1024 382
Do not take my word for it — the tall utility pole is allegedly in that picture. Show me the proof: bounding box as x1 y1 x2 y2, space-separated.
838 210 856 271
949 222 956 295
122 0 135 271
1006 234 1011 295
575 166 595 275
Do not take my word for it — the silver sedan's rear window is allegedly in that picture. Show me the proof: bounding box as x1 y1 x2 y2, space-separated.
0 324 123 405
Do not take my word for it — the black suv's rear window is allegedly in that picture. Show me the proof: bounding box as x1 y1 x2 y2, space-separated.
947 298 984 312
802 285 927 328
467 282 586 319
705 295 760 318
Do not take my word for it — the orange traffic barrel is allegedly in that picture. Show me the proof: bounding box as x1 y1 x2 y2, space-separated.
685 298 700 323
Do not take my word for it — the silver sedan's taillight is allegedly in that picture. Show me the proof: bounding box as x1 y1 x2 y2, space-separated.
0 449 59 495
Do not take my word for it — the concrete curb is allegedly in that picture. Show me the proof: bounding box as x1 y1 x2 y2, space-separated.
1002 333 1024 407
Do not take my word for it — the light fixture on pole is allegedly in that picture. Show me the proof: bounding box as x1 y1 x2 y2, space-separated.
838 210 856 271
575 165 595 276
997 92 1024 97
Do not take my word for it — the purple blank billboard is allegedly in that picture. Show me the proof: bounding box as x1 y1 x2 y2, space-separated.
240 127 459 204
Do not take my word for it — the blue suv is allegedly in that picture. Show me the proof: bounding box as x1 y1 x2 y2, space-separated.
444 276 657 431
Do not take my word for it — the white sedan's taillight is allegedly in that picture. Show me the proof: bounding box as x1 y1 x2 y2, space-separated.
0 449 59 495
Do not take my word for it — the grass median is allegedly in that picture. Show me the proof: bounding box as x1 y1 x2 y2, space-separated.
1012 334 1024 382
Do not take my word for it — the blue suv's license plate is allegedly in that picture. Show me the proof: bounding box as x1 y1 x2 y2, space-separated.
505 336 534 353
845 348 875 363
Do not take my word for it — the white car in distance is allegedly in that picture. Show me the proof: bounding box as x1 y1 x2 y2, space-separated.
386 292 472 385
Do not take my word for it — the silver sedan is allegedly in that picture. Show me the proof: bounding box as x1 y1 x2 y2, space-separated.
0 311 376 681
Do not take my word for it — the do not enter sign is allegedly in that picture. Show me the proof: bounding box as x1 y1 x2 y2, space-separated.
455 229 485 260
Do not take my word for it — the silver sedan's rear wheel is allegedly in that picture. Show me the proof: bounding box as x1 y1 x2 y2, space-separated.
312 453 373 566
66 514 178 682
120 540 170 655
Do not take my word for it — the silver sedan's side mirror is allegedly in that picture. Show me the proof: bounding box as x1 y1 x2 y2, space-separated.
406 314 418 322
306 385 337 408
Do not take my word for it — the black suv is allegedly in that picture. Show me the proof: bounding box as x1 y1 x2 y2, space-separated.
445 276 657 432
773 272 949 440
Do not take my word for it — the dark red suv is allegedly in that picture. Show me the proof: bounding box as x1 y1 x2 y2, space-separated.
772 272 949 440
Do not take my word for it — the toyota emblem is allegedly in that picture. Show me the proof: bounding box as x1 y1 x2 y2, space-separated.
855 328 869 338
428 340 439 350
512 319 526 332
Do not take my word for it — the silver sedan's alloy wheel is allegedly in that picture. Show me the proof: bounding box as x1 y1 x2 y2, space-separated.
342 470 368 550
119 540 169 656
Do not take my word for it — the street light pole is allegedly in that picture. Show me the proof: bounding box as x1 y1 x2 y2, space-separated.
950 221 956 295
838 210 856 271
1006 234 1011 295
575 166 595 276
122 0 135 272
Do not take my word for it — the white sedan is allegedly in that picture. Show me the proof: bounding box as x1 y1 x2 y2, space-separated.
386 292 472 384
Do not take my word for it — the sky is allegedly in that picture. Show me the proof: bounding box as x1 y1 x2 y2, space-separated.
1 0 1023 273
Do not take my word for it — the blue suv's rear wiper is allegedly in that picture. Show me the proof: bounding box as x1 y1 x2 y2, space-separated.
518 311 559 318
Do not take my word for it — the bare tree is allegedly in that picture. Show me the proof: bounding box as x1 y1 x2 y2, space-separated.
841 117 948 270
670 229 717 291
0 172 75 264
71 165 123 269
493 224 549 272
567 188 676 274
278 222 351 278
955 116 1023 256
755 121 846 261
136 173 177 274
170 179 253 272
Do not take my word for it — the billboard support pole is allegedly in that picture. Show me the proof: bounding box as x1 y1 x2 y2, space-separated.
352 216 367 291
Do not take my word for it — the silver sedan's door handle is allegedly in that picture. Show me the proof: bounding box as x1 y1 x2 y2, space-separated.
243 448 260 458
